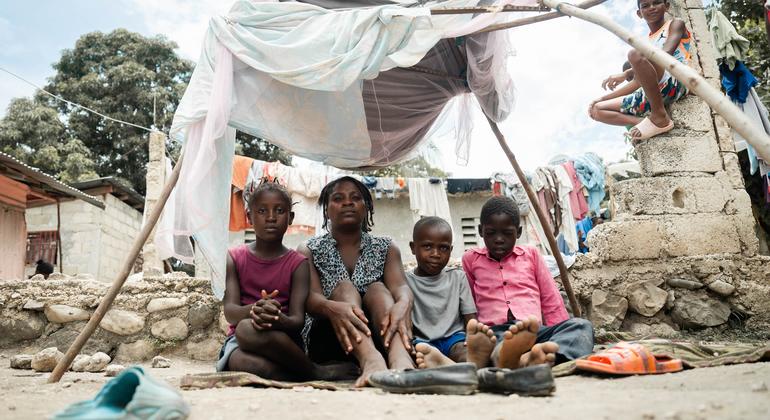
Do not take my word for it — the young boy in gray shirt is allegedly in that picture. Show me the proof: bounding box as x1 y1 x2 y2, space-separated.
406 217 477 368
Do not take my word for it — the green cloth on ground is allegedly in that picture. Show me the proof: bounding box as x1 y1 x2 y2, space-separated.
706 9 750 70
553 339 770 377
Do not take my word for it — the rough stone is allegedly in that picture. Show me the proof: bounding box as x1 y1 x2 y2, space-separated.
589 290 628 330
31 347 64 372
75 273 95 281
627 282 668 317
708 280 736 297
218 312 230 336
146 297 186 313
665 290 676 310
44 305 91 324
115 340 157 362
586 220 664 261
151 317 188 341
105 364 126 377
611 176 730 217
668 95 714 133
636 134 722 176
661 214 742 257
188 303 217 329
29 274 45 281
100 310 145 336
185 338 221 361
667 278 703 290
10 354 33 369
47 272 68 281
0 312 46 343
152 356 171 368
671 291 731 329
626 321 678 338
22 299 45 311
72 352 111 372
38 323 114 355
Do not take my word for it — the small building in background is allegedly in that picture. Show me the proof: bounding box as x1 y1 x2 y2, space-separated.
0 152 104 280
25 177 144 283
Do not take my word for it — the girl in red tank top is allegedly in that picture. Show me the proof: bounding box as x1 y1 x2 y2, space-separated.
218 180 356 381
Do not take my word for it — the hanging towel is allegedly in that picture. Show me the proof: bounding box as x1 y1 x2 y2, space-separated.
720 61 757 104
552 165 578 254
562 161 589 221
572 153 606 216
706 9 750 71
377 177 396 199
230 155 255 232
407 178 452 224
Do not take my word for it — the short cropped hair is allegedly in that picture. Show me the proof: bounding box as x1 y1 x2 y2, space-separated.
412 216 452 239
480 196 520 227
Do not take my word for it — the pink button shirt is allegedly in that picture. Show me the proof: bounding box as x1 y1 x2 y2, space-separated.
461 245 569 327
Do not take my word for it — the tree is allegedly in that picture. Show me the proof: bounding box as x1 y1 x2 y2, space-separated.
1 29 293 194
0 97 97 182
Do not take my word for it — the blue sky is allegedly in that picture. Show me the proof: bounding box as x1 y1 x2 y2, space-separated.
0 0 647 175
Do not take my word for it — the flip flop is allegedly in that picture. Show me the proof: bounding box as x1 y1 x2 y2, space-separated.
575 342 683 375
368 363 478 395
477 365 556 396
626 117 674 141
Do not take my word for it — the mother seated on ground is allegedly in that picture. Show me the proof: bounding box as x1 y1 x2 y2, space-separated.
298 176 415 387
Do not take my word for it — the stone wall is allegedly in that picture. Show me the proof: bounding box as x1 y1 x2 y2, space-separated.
0 274 225 363
25 194 142 283
572 0 770 338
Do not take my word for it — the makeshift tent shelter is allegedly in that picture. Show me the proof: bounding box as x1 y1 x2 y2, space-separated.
50 0 770 382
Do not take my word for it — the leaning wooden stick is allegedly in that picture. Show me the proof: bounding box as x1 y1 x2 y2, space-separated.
541 0 770 161
48 144 185 383
486 116 583 318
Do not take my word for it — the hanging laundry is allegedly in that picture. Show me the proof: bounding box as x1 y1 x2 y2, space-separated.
407 178 452 224
732 87 770 176
575 216 594 254
706 9 750 71
720 61 757 104
562 161 589 221
492 172 530 216
531 168 561 234
552 165 579 254
572 153 606 216
376 177 397 199
446 178 491 194
230 155 255 232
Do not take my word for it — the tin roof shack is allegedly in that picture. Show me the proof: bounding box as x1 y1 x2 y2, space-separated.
0 152 103 280
24 177 144 283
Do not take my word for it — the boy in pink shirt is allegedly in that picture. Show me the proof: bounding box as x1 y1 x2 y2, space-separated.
461 196 594 369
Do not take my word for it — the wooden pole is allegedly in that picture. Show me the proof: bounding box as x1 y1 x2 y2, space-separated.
470 0 606 34
485 117 582 318
48 146 184 383
541 0 770 161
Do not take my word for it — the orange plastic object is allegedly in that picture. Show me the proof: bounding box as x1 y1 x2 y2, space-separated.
575 342 683 375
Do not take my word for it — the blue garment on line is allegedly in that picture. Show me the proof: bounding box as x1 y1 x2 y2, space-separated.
720 61 757 104
575 216 593 254
572 153 605 215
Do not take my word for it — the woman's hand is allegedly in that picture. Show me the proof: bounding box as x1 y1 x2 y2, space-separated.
325 301 371 353
601 73 626 91
381 299 413 352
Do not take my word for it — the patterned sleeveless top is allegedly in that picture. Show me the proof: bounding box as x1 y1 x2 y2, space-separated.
306 231 392 297
649 19 691 66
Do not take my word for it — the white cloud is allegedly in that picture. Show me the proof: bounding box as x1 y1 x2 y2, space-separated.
125 0 230 59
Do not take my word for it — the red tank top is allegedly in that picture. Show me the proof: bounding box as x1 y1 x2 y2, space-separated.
227 245 306 313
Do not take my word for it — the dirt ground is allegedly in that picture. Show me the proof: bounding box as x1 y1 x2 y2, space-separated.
1 355 768 420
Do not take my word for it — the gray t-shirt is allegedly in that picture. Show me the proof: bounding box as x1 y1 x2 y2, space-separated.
405 267 477 341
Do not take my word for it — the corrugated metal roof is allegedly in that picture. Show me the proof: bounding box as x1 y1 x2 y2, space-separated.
0 151 105 209
72 177 145 211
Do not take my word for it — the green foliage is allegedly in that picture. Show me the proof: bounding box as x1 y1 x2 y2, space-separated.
1 29 292 193
365 156 447 178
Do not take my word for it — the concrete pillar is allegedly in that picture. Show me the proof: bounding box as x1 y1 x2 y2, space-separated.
142 132 166 275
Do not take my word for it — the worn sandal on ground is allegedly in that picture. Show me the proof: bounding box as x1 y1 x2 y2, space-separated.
52 366 190 419
477 365 556 396
368 363 478 395
575 342 683 375
626 117 674 141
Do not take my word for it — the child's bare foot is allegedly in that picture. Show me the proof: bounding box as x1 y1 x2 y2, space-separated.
414 343 453 369
466 319 497 368
498 316 539 370
313 361 360 381
519 342 559 367
355 358 388 387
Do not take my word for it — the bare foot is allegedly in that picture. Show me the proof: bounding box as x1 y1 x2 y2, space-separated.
520 342 559 367
313 362 360 381
466 319 497 368
498 316 539 370
414 343 453 369
355 358 388 387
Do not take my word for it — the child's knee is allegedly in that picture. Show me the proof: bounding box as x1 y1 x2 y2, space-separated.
627 48 645 65
234 318 256 342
